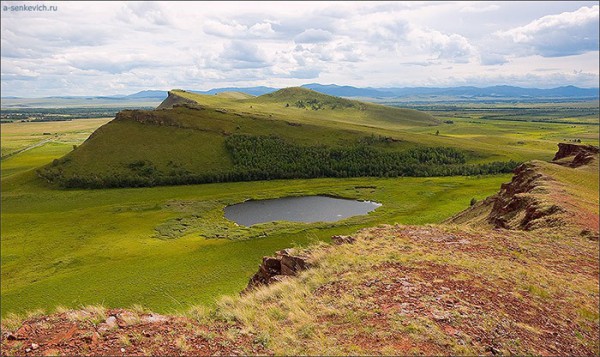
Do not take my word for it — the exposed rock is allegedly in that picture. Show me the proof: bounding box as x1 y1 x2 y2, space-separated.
15 324 33 338
98 316 117 333
156 91 199 110
553 143 599 162
141 314 168 324
5 333 19 341
105 316 117 328
244 249 310 293
570 150 597 167
331 235 355 245
580 229 599 241
278 250 310 276
488 163 565 230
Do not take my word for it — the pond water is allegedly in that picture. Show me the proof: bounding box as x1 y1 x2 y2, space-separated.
224 195 381 226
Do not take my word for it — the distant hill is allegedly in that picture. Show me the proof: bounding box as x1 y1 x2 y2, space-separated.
191 86 277 96
185 84 598 100
3 85 597 109
124 90 168 99
300 84 599 100
301 83 395 98
37 88 521 189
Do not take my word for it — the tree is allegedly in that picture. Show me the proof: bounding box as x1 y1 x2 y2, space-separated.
470 197 477 206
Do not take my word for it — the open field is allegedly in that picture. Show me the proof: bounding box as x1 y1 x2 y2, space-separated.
0 118 112 158
401 101 598 163
1 164 509 317
1 100 597 318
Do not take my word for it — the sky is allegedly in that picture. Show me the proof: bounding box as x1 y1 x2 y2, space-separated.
1 1 599 97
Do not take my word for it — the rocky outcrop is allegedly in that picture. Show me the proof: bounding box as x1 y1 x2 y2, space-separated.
553 143 599 167
331 235 356 245
447 161 566 231
448 143 599 231
244 249 310 293
488 162 565 230
156 91 201 110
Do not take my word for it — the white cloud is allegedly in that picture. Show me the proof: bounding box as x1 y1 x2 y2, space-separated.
203 19 277 39
460 3 500 13
480 53 508 66
0 1 598 96
294 29 333 44
219 41 270 69
409 27 477 63
499 5 599 57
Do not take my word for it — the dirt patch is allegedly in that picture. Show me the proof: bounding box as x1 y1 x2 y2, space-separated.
1 309 270 356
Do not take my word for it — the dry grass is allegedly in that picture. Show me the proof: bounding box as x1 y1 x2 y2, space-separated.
65 305 107 326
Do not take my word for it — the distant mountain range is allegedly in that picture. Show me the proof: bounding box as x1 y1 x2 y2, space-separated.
2 84 598 106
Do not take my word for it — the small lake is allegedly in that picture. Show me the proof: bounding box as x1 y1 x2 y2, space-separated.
224 195 381 226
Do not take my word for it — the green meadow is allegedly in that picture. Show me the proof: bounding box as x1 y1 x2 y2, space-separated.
1 99 597 318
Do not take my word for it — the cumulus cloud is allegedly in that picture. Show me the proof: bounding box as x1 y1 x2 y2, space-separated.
0 2 598 96
219 41 270 69
294 29 333 44
116 2 173 27
480 53 508 66
203 19 277 39
410 28 477 63
499 5 599 57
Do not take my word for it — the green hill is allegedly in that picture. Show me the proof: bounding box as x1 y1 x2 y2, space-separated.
37 89 518 188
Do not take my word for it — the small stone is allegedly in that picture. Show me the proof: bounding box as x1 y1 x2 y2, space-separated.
331 235 355 245
141 314 168 323
105 316 117 327
31 343 39 350
6 333 18 340
121 347 126 353
26 348 31 353
486 346 501 355
432 312 450 322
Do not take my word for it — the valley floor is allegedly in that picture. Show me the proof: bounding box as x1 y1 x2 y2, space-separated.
2 146 598 356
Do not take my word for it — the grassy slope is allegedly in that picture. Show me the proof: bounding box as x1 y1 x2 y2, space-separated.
51 89 442 182
51 89 595 188
3 229 597 357
1 163 509 317
2 105 596 318
2 168 598 355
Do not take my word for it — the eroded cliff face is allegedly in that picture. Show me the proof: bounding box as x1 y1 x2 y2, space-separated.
487 162 565 230
553 143 599 163
156 91 201 110
447 143 599 235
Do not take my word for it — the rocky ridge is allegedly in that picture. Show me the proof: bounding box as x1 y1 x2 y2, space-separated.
448 143 599 235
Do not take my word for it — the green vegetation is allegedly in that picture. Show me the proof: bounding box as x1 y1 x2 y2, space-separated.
36 89 528 188
2 160 509 317
2 94 597 323
226 134 518 179
0 107 153 123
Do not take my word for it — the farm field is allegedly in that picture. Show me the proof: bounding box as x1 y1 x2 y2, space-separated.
1 100 597 318
1 118 112 177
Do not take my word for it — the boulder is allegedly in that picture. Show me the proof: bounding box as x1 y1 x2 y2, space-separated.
331 235 355 245
279 251 310 276
243 249 310 293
